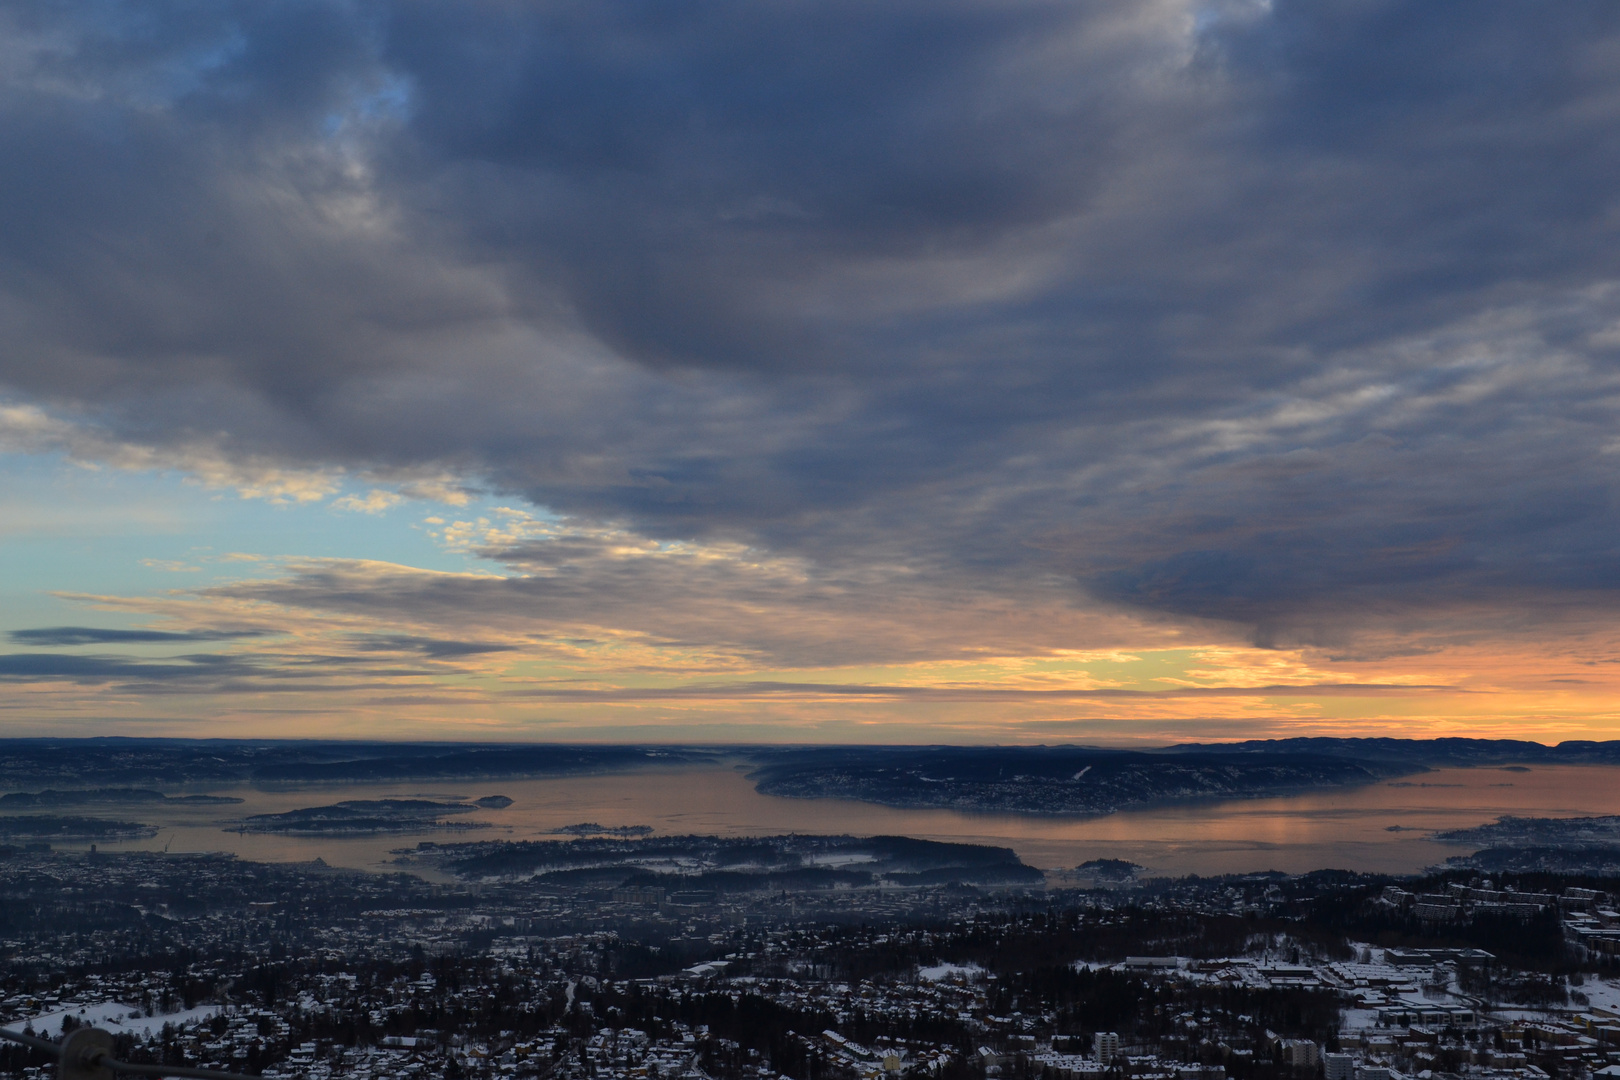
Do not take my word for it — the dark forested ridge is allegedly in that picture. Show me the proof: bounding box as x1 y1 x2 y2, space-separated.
0 737 1616 821
0 739 718 787
744 746 1418 816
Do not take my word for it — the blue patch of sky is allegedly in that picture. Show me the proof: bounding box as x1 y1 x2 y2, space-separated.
0 452 519 637
324 75 413 136
115 22 250 111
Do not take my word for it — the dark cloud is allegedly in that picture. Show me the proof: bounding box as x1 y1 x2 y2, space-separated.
382 0 1147 370
4 0 1620 649
0 652 260 682
346 634 518 658
9 627 272 646
0 643 465 690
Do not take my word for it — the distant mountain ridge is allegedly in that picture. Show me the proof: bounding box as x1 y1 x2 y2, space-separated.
0 737 1613 820
744 744 1417 816
1157 737 1620 766
744 738 1620 817
0 738 717 787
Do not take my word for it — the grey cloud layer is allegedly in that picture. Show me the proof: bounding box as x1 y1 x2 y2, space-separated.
5 0 1620 645
0 639 492 692
9 627 271 646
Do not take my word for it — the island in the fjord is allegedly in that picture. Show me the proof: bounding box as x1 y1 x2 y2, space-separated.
1075 857 1145 881
229 798 496 835
548 822 655 837
1436 814 1620 875
0 814 157 840
0 787 242 807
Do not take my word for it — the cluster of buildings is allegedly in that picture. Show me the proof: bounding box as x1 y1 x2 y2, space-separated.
1371 882 1620 961
0 849 1618 1080
1079 929 1620 1080
1375 883 1618 941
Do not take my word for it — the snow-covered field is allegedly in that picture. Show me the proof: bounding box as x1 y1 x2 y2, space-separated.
15 1002 222 1040
1576 975 1620 1015
918 962 984 981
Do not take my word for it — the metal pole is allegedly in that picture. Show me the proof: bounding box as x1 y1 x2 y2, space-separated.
0 1026 59 1053
59 1027 112 1080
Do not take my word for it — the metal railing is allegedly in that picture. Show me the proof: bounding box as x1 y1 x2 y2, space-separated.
0 1025 257 1080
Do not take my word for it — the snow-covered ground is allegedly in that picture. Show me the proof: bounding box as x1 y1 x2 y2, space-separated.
14 1002 222 1040
1576 974 1620 1015
804 853 879 867
919 962 984 981
1341 1007 1381 1031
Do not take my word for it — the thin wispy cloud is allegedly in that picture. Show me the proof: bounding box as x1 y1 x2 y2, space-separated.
504 682 1459 703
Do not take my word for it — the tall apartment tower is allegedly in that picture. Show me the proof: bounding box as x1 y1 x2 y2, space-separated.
1324 1053 1355 1080
1093 1032 1120 1065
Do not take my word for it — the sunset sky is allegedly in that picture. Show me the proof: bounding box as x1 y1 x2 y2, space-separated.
4 0 1620 743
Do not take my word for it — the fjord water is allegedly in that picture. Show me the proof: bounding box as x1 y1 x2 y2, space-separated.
75 763 1620 879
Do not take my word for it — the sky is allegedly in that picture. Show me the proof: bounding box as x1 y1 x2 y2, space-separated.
4 0 1620 744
